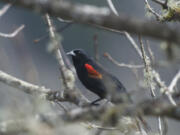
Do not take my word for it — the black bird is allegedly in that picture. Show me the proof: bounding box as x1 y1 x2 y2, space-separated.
67 49 131 104
67 49 150 131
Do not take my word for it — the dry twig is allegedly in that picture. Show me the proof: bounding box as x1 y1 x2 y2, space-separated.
104 53 144 69
0 25 25 38
144 0 162 20
0 3 11 17
168 70 180 93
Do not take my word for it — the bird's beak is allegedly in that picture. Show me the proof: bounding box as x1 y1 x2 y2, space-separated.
67 51 76 56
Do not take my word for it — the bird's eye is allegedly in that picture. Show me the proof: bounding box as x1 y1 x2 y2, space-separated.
76 51 79 54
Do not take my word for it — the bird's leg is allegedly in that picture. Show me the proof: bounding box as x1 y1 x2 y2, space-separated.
90 98 102 106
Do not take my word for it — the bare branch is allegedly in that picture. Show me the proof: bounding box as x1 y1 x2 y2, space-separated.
146 40 155 64
124 32 143 59
0 25 25 38
0 70 50 94
34 23 72 43
2 0 180 45
0 69 88 106
151 0 168 9
45 14 89 106
139 36 156 97
57 17 72 23
144 0 162 20
82 122 118 130
106 0 118 16
106 0 143 69
168 70 180 93
104 53 144 69
0 69 73 103
0 3 11 17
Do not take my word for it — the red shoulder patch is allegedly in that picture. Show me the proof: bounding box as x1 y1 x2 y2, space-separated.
85 64 102 79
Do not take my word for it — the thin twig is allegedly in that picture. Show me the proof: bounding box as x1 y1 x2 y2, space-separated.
82 122 118 130
124 32 143 59
158 117 163 135
162 70 180 106
146 40 155 65
57 17 72 23
144 0 162 20
34 23 72 43
168 70 180 93
0 25 25 38
104 53 144 69
151 0 168 9
56 101 69 113
0 3 11 17
106 0 118 16
106 0 142 60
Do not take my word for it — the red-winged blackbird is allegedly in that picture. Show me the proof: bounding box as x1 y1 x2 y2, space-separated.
67 49 131 104
67 49 150 131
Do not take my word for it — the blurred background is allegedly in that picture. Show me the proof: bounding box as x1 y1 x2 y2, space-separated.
0 0 179 134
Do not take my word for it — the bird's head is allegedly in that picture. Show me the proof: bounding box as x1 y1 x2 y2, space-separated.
67 49 90 65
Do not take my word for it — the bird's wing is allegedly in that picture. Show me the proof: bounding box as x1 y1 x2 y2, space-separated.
85 60 127 92
84 63 103 79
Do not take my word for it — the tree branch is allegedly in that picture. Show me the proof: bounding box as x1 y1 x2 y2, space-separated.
0 25 25 38
0 3 11 17
104 53 144 69
45 14 89 106
0 70 85 105
63 93 180 121
0 70 50 94
1 0 180 45
168 70 180 93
